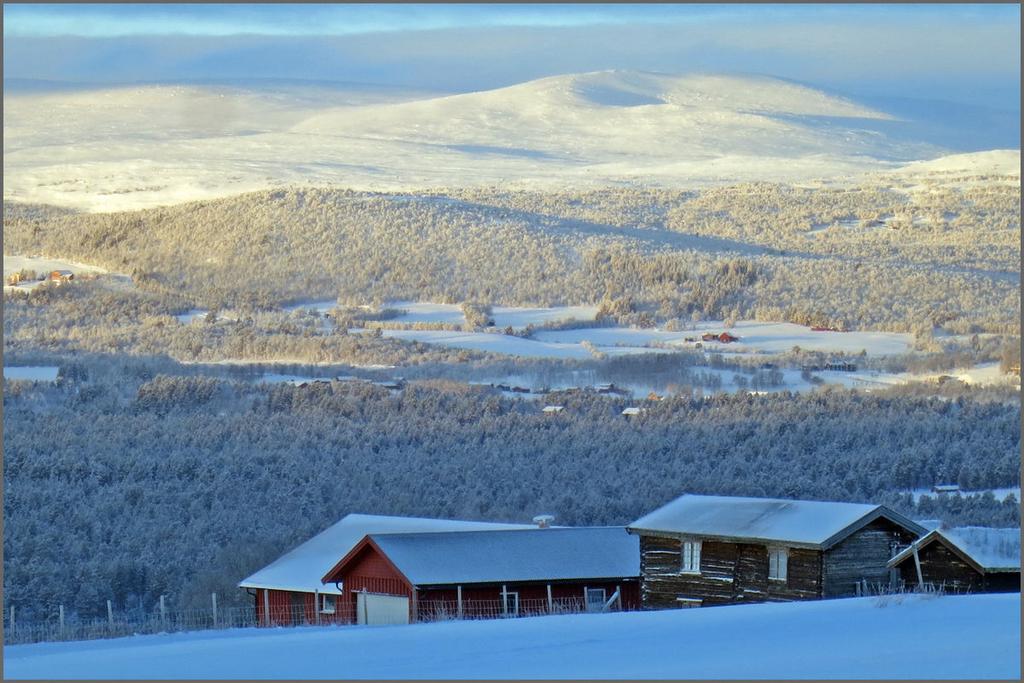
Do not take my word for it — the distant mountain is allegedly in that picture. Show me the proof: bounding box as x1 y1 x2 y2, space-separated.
4 70 1017 211
294 70 942 165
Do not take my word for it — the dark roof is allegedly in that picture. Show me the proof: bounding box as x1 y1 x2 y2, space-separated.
628 494 926 549
333 527 639 586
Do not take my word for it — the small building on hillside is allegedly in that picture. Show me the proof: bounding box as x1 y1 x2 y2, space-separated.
718 332 739 343
931 484 961 495
49 270 74 282
321 527 640 625
238 514 531 626
627 494 926 609
542 405 564 414
887 526 1020 594
823 361 857 372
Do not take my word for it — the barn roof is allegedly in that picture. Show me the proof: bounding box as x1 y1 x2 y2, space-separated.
239 514 531 595
341 527 639 586
628 494 925 549
888 527 1021 572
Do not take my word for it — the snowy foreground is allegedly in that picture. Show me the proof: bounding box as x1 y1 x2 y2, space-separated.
4 594 1019 680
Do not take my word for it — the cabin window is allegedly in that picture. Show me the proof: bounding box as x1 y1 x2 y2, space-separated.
768 547 789 581
681 540 702 574
320 594 336 614
585 588 607 612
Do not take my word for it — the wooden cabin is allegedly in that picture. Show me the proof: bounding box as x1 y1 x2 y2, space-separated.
321 527 640 625
718 332 739 343
238 513 531 626
888 526 1020 594
49 270 74 282
627 494 926 609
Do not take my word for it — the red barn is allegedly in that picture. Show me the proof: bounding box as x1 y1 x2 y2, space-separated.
321 527 640 625
238 513 531 626
718 332 739 343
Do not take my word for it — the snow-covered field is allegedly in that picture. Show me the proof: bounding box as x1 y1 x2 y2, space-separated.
4 594 1018 680
4 71 981 212
3 366 60 382
3 255 127 292
373 329 664 360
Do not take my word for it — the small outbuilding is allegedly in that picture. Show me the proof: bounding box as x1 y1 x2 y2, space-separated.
49 270 74 282
321 527 640 625
887 526 1020 594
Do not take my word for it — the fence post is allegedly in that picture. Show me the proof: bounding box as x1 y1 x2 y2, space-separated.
457 585 463 619
107 600 114 629
59 604 65 638
546 584 553 612
211 593 218 627
159 595 166 627
315 590 321 626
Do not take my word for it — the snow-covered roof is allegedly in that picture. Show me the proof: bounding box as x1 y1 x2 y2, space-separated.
353 527 639 586
628 494 924 548
889 527 1021 572
239 514 532 595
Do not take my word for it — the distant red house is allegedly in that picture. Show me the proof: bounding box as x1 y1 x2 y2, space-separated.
321 527 640 625
49 270 74 282
700 332 739 343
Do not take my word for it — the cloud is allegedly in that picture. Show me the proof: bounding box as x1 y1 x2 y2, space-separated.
3 14 1019 111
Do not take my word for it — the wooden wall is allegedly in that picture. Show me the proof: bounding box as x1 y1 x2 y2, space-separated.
637 533 822 608
890 539 1019 594
822 518 916 597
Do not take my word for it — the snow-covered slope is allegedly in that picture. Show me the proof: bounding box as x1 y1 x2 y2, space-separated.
4 594 1018 679
1 70 1006 211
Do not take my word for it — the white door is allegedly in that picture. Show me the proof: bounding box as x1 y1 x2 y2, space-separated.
356 592 410 625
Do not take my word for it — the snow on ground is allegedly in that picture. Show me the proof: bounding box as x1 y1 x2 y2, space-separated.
3 71 962 212
4 594 1018 680
3 255 127 292
532 320 913 356
372 329 666 360
893 150 1021 180
3 366 59 382
490 305 598 330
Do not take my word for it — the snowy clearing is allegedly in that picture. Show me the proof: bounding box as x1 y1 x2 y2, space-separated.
4 594 1018 680
3 255 129 292
372 329 665 360
3 366 59 382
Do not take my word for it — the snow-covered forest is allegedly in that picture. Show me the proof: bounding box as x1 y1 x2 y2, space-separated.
2 369 1019 619
4 178 1019 334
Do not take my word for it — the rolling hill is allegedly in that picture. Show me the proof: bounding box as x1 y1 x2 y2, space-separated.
2 70 993 211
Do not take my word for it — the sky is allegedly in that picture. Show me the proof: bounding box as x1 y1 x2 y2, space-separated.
3 4 1020 111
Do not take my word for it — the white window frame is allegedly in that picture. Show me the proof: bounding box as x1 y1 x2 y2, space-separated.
768 546 789 582
320 594 336 614
681 539 702 574
585 588 607 612
503 591 519 616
